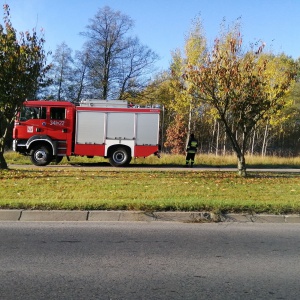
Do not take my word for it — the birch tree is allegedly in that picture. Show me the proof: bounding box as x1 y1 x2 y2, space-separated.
167 18 206 150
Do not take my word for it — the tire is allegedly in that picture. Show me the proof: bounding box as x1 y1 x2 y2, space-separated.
109 147 131 167
30 145 53 166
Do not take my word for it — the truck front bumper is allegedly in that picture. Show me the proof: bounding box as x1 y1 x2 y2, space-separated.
13 139 27 154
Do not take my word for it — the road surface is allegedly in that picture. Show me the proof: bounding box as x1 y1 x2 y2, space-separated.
1 222 300 300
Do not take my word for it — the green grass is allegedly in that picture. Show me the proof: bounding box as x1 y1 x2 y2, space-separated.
2 151 300 214
1 165 300 214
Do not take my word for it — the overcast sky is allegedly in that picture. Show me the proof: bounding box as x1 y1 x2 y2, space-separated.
3 0 300 70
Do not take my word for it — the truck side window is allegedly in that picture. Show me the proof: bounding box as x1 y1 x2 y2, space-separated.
20 107 46 121
50 108 65 120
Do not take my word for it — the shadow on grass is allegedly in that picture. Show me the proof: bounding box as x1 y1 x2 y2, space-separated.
247 172 300 178
68 162 186 168
68 162 111 167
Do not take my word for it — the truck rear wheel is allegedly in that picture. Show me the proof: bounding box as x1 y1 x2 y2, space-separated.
30 145 53 166
109 147 131 167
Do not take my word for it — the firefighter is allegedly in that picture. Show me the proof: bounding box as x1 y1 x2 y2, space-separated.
185 133 198 167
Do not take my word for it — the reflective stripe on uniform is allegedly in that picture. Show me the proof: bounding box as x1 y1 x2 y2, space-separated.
187 140 198 153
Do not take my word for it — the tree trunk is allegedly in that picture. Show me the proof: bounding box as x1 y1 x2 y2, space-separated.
188 103 192 135
160 105 165 152
251 127 256 156
223 131 227 156
0 131 9 169
211 119 216 154
261 122 269 157
237 154 247 177
184 104 193 149
0 151 8 169
221 118 247 177
215 120 219 156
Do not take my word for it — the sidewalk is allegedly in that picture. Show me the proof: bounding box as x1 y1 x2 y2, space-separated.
0 210 300 223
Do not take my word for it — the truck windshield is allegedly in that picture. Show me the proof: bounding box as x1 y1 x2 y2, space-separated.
20 106 46 121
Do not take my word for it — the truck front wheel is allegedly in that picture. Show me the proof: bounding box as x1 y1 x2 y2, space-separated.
109 147 131 167
30 145 53 166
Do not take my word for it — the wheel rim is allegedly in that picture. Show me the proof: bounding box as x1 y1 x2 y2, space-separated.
113 151 126 164
34 149 48 163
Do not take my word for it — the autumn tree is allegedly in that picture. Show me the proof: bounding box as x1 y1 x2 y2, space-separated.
170 19 206 125
0 5 50 169
185 26 296 176
164 114 188 154
80 6 158 100
166 18 207 150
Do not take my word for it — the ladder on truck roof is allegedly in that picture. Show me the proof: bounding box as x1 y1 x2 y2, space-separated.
79 99 128 108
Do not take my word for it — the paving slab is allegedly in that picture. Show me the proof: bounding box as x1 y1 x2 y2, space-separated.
221 214 253 222
0 210 22 221
89 211 153 222
222 214 300 223
152 211 216 222
284 215 300 223
252 215 286 223
20 210 88 221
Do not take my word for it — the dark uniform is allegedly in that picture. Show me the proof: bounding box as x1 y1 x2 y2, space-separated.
185 134 198 167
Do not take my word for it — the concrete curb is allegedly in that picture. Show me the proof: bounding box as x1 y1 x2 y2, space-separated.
0 210 300 223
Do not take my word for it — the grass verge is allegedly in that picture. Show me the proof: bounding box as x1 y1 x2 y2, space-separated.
1 166 300 214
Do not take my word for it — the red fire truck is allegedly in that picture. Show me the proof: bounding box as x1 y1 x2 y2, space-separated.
13 99 160 167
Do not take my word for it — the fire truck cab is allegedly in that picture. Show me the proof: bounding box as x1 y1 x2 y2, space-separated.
13 100 160 167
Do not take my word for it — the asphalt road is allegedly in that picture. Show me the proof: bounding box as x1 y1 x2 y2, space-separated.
1 222 300 300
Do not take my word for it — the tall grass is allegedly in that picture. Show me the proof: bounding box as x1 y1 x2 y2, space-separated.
3 150 300 167
128 153 300 167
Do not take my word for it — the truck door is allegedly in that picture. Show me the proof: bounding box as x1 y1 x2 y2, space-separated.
47 106 72 156
17 105 47 138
